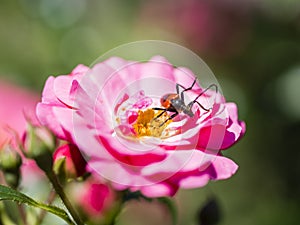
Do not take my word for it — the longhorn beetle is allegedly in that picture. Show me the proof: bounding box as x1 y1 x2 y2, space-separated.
153 78 218 126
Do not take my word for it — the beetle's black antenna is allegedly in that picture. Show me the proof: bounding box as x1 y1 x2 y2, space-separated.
152 107 167 120
188 84 218 111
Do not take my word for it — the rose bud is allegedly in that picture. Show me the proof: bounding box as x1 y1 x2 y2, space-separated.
0 143 22 188
68 177 117 224
53 144 87 180
22 123 56 173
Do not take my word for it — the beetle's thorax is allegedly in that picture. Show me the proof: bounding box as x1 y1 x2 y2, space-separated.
171 98 194 117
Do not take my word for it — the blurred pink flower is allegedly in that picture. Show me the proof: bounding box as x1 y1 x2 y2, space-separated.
139 0 252 59
36 56 245 197
0 81 39 147
0 81 45 186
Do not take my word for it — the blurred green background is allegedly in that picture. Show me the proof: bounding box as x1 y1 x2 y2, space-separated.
1 0 300 224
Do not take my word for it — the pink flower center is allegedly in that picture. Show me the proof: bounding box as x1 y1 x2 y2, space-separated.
113 91 176 139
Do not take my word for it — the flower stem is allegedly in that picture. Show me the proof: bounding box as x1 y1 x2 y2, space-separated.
46 171 83 225
104 202 122 225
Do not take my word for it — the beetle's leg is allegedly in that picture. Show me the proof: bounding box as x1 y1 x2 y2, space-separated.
188 101 209 111
188 84 218 110
176 83 186 96
176 78 197 102
159 111 178 127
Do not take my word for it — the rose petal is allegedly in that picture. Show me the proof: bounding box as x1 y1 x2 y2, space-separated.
140 182 178 197
36 103 69 140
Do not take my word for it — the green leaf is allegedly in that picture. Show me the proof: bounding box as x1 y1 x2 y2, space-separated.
157 197 178 225
0 185 74 225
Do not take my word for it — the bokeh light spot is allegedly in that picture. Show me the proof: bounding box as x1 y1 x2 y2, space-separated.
40 0 86 28
276 66 300 120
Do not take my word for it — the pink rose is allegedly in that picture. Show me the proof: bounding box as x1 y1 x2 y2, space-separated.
36 56 245 197
36 64 89 142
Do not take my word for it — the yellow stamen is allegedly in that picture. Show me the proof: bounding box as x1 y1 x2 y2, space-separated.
133 109 172 138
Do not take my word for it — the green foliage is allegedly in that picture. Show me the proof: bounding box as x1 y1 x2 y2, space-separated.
0 185 74 225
